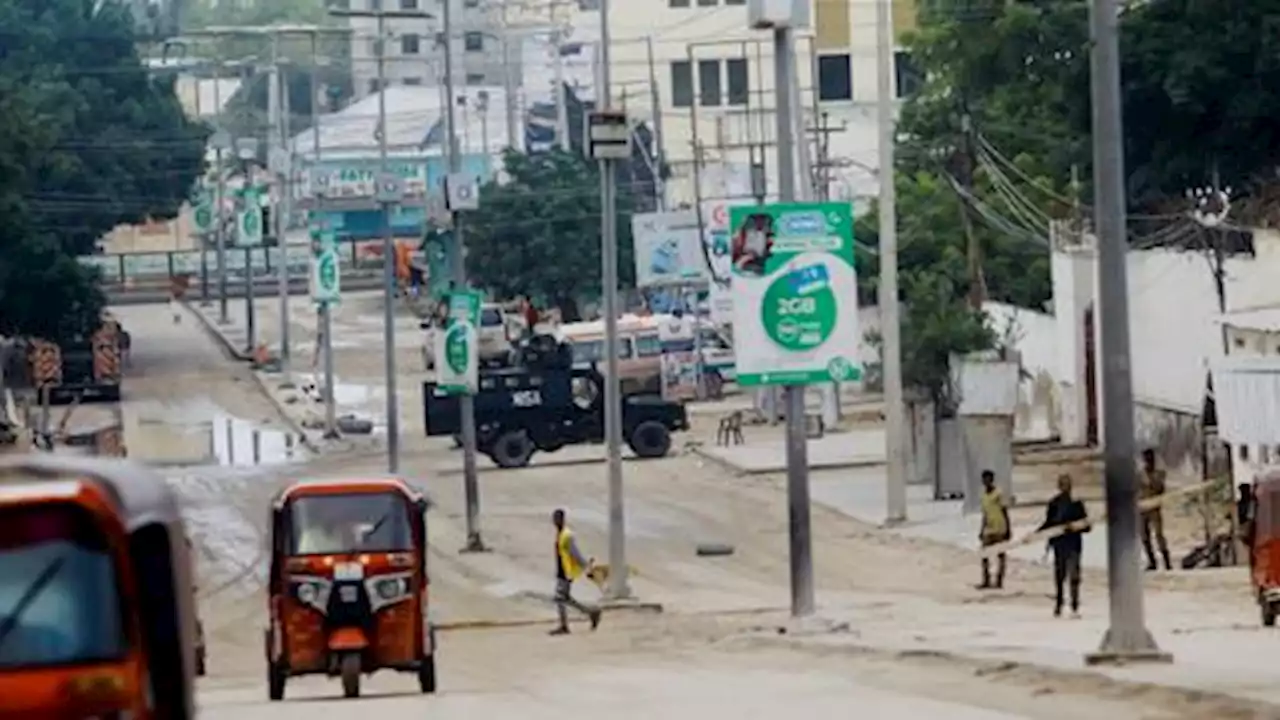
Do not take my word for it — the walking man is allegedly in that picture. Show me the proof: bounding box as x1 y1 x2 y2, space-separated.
550 509 602 636
977 470 1011 589
1038 474 1090 618
1139 448 1172 571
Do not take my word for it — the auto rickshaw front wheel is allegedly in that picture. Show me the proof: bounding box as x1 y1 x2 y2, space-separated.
341 653 362 698
419 653 437 694
267 661 286 701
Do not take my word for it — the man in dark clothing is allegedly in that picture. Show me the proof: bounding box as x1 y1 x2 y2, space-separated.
1239 483 1257 570
1038 474 1091 618
1139 449 1172 571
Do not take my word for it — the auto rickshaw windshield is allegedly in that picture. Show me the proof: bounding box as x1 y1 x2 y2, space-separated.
0 503 127 669
289 492 414 555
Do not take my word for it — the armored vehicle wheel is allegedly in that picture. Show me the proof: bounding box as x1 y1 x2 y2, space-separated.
267 661 286 701
1264 601 1277 627
419 653 438 693
340 653 361 698
491 430 535 468
628 420 671 459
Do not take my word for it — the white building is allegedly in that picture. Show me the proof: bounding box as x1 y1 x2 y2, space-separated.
345 0 524 99
556 0 920 208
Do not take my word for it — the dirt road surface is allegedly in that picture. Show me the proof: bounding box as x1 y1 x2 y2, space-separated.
104 302 1275 719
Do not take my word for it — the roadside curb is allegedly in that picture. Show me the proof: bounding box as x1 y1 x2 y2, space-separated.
731 632 1276 718
434 604 781 633
182 300 251 362
689 445 884 476
182 301 322 455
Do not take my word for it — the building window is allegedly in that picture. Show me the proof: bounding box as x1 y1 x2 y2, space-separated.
669 0 690 6
818 54 852 101
370 0 382 9
725 0 745 4
401 33 420 54
697 0 717 5
670 60 693 108
726 58 748 106
403 76 423 85
464 0 480 6
399 0 417 8
466 73 486 85
698 59 721 106
894 49 922 97
464 32 484 52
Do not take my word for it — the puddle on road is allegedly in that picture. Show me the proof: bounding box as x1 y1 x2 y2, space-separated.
132 397 308 467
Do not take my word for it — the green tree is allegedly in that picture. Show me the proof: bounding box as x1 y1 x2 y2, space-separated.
464 149 636 320
0 0 208 342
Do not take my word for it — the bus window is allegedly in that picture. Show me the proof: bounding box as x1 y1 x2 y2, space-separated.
634 334 661 358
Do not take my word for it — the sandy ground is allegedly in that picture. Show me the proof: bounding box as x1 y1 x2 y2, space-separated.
104 301 1280 719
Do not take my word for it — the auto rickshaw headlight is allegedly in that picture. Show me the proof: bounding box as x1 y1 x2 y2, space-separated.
298 582 318 605
366 572 413 611
290 575 332 612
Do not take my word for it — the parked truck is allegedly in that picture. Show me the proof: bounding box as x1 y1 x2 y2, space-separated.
28 314 126 404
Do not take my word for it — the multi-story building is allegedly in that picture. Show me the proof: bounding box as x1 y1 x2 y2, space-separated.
565 0 919 208
344 0 524 99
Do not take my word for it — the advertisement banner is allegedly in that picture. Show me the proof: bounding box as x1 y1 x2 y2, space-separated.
631 210 708 288
434 289 482 395
729 202 862 386
702 201 735 325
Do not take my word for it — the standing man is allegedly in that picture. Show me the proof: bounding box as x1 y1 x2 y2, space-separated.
1139 448 1172 571
1038 474 1090 618
977 469 1011 589
550 508 602 636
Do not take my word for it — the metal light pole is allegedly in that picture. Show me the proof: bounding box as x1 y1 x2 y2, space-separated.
553 28 570 151
1084 0 1170 666
441 0 486 552
267 33 294 382
211 130 231 325
235 137 260 353
308 31 340 439
594 0 630 601
329 5 435 474
876 0 907 524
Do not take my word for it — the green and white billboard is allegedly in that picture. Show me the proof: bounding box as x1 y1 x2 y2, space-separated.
435 289 481 395
310 227 341 305
729 201 862 386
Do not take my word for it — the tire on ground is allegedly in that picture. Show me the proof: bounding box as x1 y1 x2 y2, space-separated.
628 420 671 459
490 429 535 468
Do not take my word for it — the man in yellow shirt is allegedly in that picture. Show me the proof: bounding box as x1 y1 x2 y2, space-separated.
978 470 1011 589
550 509 602 636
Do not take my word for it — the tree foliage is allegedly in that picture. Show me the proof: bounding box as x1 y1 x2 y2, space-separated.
464 149 636 320
0 0 208 342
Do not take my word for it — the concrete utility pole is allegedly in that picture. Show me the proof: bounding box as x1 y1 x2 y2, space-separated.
501 35 520 152
596 0 630 601
267 33 294 383
769 20 815 617
876 0 908 525
328 5 434 474
211 128 231 325
1084 0 1170 666
308 31 340 439
553 28 570 151
443 0 486 553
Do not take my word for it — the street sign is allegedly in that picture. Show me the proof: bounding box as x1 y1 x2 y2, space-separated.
236 187 264 246
375 173 405 204
434 289 481 395
588 110 631 161
729 201 861 386
310 228 340 305
193 193 214 234
444 173 479 211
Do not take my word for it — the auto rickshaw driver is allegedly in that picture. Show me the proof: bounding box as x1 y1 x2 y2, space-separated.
295 501 356 555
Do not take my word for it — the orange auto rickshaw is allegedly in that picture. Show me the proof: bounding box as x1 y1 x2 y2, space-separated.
1251 471 1280 626
0 455 198 719
264 477 437 700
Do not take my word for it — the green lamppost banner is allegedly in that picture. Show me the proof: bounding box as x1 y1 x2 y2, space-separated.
435 289 481 395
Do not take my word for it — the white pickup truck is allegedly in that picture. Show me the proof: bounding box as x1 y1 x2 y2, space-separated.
422 303 526 369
